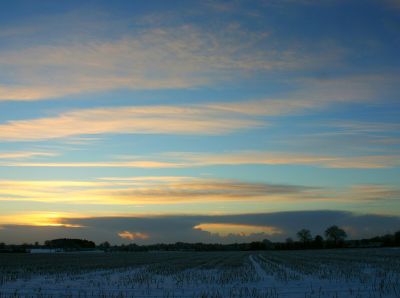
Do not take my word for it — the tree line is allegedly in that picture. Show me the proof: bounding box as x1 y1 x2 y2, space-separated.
1 225 400 252
290 225 348 249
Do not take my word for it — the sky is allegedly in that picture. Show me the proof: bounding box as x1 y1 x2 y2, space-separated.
0 0 399 244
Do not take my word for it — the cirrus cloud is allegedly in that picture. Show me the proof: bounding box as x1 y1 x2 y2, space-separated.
0 22 328 101
8 151 399 169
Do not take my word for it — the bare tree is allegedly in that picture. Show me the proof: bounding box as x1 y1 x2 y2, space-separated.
297 229 312 244
325 225 347 244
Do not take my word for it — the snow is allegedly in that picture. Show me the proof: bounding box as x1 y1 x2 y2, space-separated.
0 249 399 297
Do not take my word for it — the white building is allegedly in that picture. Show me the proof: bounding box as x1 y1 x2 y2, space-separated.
29 248 63 253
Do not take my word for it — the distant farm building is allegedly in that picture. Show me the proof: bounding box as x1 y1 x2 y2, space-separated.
29 248 64 253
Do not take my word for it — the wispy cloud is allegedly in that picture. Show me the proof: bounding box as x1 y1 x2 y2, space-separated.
0 103 266 141
0 176 319 205
347 184 400 202
0 151 57 160
292 74 400 105
8 151 399 169
2 86 397 142
0 176 398 209
8 161 182 168
61 137 102 145
324 121 400 136
3 2 380 103
0 21 330 101
204 98 321 116
271 119 400 156
166 151 400 169
261 0 337 6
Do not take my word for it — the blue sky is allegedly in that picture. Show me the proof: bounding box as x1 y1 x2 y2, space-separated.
0 0 399 244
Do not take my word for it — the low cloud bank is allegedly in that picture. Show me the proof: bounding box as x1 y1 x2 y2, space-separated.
1 210 399 244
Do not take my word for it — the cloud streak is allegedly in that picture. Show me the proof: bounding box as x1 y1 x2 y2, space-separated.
0 176 398 209
0 176 319 205
162 151 400 169
8 151 400 169
0 104 266 141
1 74 397 142
0 151 57 159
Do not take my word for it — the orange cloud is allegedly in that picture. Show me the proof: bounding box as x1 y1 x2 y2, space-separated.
0 104 263 141
194 223 282 237
10 161 182 168
0 177 319 205
0 151 57 160
118 231 149 240
0 177 397 208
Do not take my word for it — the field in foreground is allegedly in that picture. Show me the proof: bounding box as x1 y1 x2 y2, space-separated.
0 248 399 298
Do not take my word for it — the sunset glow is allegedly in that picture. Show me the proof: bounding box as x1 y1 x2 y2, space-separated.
194 223 282 237
0 0 399 244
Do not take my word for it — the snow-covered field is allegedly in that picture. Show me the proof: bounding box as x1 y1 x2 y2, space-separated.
0 248 399 297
